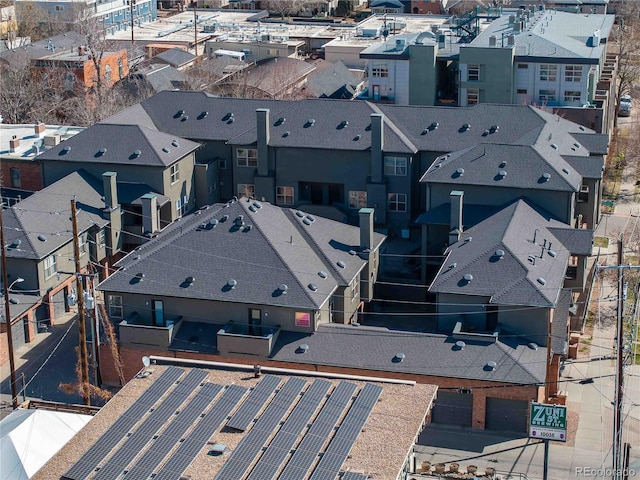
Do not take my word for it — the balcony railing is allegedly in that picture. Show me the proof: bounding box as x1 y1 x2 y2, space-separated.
117 312 183 349
217 321 280 358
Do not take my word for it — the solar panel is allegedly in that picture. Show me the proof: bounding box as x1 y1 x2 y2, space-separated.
308 384 383 480
92 369 209 480
245 379 331 480
277 381 357 480
226 375 281 431
214 377 306 480
152 384 248 480
342 471 368 480
62 367 185 480
120 383 224 480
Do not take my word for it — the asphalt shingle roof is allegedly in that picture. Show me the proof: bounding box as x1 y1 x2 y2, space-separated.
270 323 546 385
3 170 109 260
98 199 384 310
36 123 201 167
429 199 582 308
570 132 610 156
154 48 196 68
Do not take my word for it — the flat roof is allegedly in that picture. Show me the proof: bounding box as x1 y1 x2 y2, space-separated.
33 364 436 480
0 123 84 161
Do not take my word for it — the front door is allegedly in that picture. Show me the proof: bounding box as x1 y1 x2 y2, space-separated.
249 308 262 336
153 300 164 327
372 85 380 101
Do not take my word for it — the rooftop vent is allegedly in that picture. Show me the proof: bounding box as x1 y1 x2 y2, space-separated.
551 143 558 149
497 170 507 179
455 167 465 177
490 125 499 132
278 284 288 294
573 143 580 149
98 147 107 156
305 119 316 127
172 140 180 148
447 262 457 270
528 255 536 265
297 344 309 353
249 205 258 212
562 168 570 174
227 279 237 289
337 260 346 268
542 172 551 182
455 340 466 350
462 123 471 131
253 201 262 209
537 277 546 285
38 234 47 242
549 250 557 257
303 217 313 225
463 273 473 282
234 215 244 226
282 131 290 138
185 276 195 286
348 250 356 256
499 161 507 168
162 147 170 153
318 271 328 278
135 272 145 282
308 283 318 292
199 111 208 119
243 225 252 232
393 352 406 362
338 120 348 129
132 149 141 157
61 146 71 154
221 215 229 222
528 342 539 350
495 249 505 258
464 236 472 243
276 117 286 125
485 361 497 371
9 298 19 305
295 210 305 217
353 134 361 141
223 112 233 121
175 110 185 118
430 121 439 130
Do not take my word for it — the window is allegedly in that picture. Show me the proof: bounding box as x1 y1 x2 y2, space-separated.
267 49 279 56
10 167 20 188
175 195 189 217
371 62 388 78
55 5 64 10
388 193 407 212
218 158 227 169
64 73 75 92
517 88 528 94
565 65 582 82
295 312 311 327
517 63 529 69
578 184 589 202
467 64 479 81
170 163 180 184
44 254 57 278
276 186 294 205
467 88 479 105
108 295 123 318
350 279 359 301
384 156 407 176
564 90 581 102
539 64 557 82
539 89 556 103
98 229 106 246
349 191 367 209
79 234 87 255
236 148 258 167
238 184 255 198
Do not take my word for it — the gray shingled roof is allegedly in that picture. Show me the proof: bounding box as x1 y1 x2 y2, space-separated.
154 48 196 68
420 143 581 191
0 32 87 63
98 199 385 310
306 60 360 99
36 123 200 167
3 170 109 260
270 323 546 385
429 199 580 308
0 293 42 321
116 182 170 206
570 132 610 156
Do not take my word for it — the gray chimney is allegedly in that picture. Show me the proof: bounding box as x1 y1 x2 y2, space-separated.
489 35 497 47
359 207 374 251
141 193 158 234
449 190 464 244
370 113 384 183
256 108 270 176
507 34 515 46
102 171 118 209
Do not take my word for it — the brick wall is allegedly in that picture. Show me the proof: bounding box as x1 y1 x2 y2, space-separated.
0 331 8 367
0 160 43 191
103 345 540 430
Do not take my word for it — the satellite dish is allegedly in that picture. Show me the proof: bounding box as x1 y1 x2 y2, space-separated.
142 356 151 368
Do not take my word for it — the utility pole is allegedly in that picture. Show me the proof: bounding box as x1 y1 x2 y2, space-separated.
0 209 18 410
71 198 91 406
193 4 198 56
128 0 136 45
614 236 624 480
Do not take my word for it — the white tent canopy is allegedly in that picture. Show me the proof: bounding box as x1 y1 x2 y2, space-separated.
0 408 91 480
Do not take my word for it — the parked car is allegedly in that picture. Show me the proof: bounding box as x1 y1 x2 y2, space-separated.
619 94 632 117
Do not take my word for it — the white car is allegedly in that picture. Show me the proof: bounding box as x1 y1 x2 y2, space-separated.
619 94 632 117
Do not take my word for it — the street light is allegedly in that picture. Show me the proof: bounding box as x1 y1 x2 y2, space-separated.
9 278 25 290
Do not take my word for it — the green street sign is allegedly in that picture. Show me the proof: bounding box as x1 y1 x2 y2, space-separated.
529 402 567 442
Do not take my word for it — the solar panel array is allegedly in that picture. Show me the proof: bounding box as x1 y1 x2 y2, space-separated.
214 377 307 480
246 379 332 480
226 374 281 431
309 383 383 480
121 382 223 480
92 368 209 480
153 384 248 480
342 471 369 480
63 366 185 480
278 381 358 480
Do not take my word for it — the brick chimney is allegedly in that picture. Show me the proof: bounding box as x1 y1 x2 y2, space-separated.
9 135 20 152
34 122 46 138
